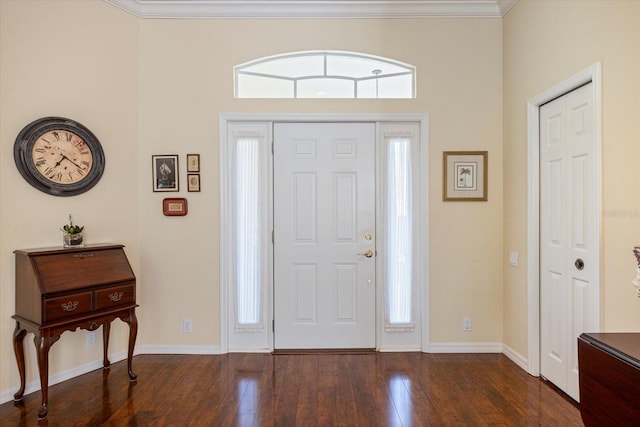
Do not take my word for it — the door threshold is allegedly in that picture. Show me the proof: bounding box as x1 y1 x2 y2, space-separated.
273 348 376 355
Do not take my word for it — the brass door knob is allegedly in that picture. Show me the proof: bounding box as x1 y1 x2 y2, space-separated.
358 250 374 258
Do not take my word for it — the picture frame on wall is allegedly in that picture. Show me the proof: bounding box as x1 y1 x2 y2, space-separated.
152 155 179 192
187 174 200 192
186 154 200 173
162 197 188 216
443 151 488 201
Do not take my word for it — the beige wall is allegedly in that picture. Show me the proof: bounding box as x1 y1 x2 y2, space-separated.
503 0 640 357
0 1 139 396
0 1 504 400
137 17 504 347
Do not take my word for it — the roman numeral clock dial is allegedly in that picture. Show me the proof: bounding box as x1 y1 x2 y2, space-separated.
14 117 105 196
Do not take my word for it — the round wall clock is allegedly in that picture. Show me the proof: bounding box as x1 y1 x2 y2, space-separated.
14 117 105 196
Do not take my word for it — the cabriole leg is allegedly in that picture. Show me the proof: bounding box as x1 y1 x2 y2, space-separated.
12 322 27 401
103 321 111 368
34 333 59 420
124 309 138 381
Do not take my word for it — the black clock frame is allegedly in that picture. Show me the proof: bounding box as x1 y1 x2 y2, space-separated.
14 117 105 197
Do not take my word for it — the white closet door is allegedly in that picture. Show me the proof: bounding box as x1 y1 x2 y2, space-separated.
540 82 598 401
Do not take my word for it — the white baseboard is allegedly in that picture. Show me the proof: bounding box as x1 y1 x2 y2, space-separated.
427 342 503 353
379 345 422 352
136 344 222 355
501 343 529 372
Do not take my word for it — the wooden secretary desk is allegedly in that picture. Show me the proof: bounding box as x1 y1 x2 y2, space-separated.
12 244 138 420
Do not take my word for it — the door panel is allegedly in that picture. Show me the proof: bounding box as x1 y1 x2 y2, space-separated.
540 82 596 401
274 122 376 349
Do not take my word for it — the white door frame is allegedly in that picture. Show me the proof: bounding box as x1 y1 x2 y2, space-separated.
219 113 429 354
526 63 602 376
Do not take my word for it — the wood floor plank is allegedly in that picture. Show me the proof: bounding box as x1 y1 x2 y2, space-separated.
0 353 583 426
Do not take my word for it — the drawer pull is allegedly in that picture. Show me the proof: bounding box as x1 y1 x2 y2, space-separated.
61 301 79 312
109 292 124 302
72 253 94 259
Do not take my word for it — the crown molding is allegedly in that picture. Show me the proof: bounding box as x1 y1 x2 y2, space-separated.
104 0 518 19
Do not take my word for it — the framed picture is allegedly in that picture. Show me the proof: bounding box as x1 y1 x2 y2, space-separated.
186 154 200 173
152 155 179 192
443 151 488 201
163 198 188 216
187 174 200 192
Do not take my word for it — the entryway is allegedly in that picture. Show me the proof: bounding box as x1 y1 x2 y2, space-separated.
220 114 429 354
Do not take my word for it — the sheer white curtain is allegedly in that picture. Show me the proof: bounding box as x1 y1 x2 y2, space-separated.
235 138 261 326
385 137 413 325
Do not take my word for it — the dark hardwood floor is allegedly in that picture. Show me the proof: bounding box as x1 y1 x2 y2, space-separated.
0 352 583 426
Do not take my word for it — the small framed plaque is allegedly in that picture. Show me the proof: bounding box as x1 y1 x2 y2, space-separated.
162 198 188 216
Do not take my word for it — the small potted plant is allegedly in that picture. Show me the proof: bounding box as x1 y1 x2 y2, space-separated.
61 214 84 248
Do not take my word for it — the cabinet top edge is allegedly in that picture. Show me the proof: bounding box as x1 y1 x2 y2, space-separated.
14 243 125 256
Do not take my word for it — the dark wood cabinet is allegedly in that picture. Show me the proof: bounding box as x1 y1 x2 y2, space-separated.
578 332 640 426
12 244 138 420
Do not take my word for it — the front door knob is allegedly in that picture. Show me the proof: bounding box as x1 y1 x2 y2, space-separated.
358 250 374 258
575 258 585 271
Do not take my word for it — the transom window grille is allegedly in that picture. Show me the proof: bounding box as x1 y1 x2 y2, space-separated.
235 51 415 99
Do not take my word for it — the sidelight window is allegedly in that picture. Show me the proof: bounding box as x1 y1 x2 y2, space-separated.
385 136 414 326
235 138 261 325
224 123 272 336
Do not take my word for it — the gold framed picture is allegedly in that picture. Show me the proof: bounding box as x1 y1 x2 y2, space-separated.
443 151 488 201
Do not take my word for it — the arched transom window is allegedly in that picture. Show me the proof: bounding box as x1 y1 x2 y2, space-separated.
234 51 415 99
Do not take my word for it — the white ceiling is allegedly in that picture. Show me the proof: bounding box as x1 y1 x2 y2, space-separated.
104 0 518 19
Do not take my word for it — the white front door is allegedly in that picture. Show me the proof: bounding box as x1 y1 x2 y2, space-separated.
540 82 598 401
273 122 376 349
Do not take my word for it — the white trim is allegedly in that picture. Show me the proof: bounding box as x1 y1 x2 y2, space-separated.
419 117 430 352
526 63 602 377
378 345 422 352
221 113 428 123
104 0 517 19
428 342 503 353
219 113 429 353
502 343 528 372
497 0 518 16
137 345 223 354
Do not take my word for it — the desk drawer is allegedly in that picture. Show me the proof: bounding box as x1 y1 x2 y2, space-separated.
44 292 93 321
95 284 135 310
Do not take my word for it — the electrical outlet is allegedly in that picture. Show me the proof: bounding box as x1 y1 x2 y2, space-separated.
86 331 96 347
183 319 192 333
463 317 472 332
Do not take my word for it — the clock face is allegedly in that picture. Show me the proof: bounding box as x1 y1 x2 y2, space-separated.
32 130 94 185
14 117 105 196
